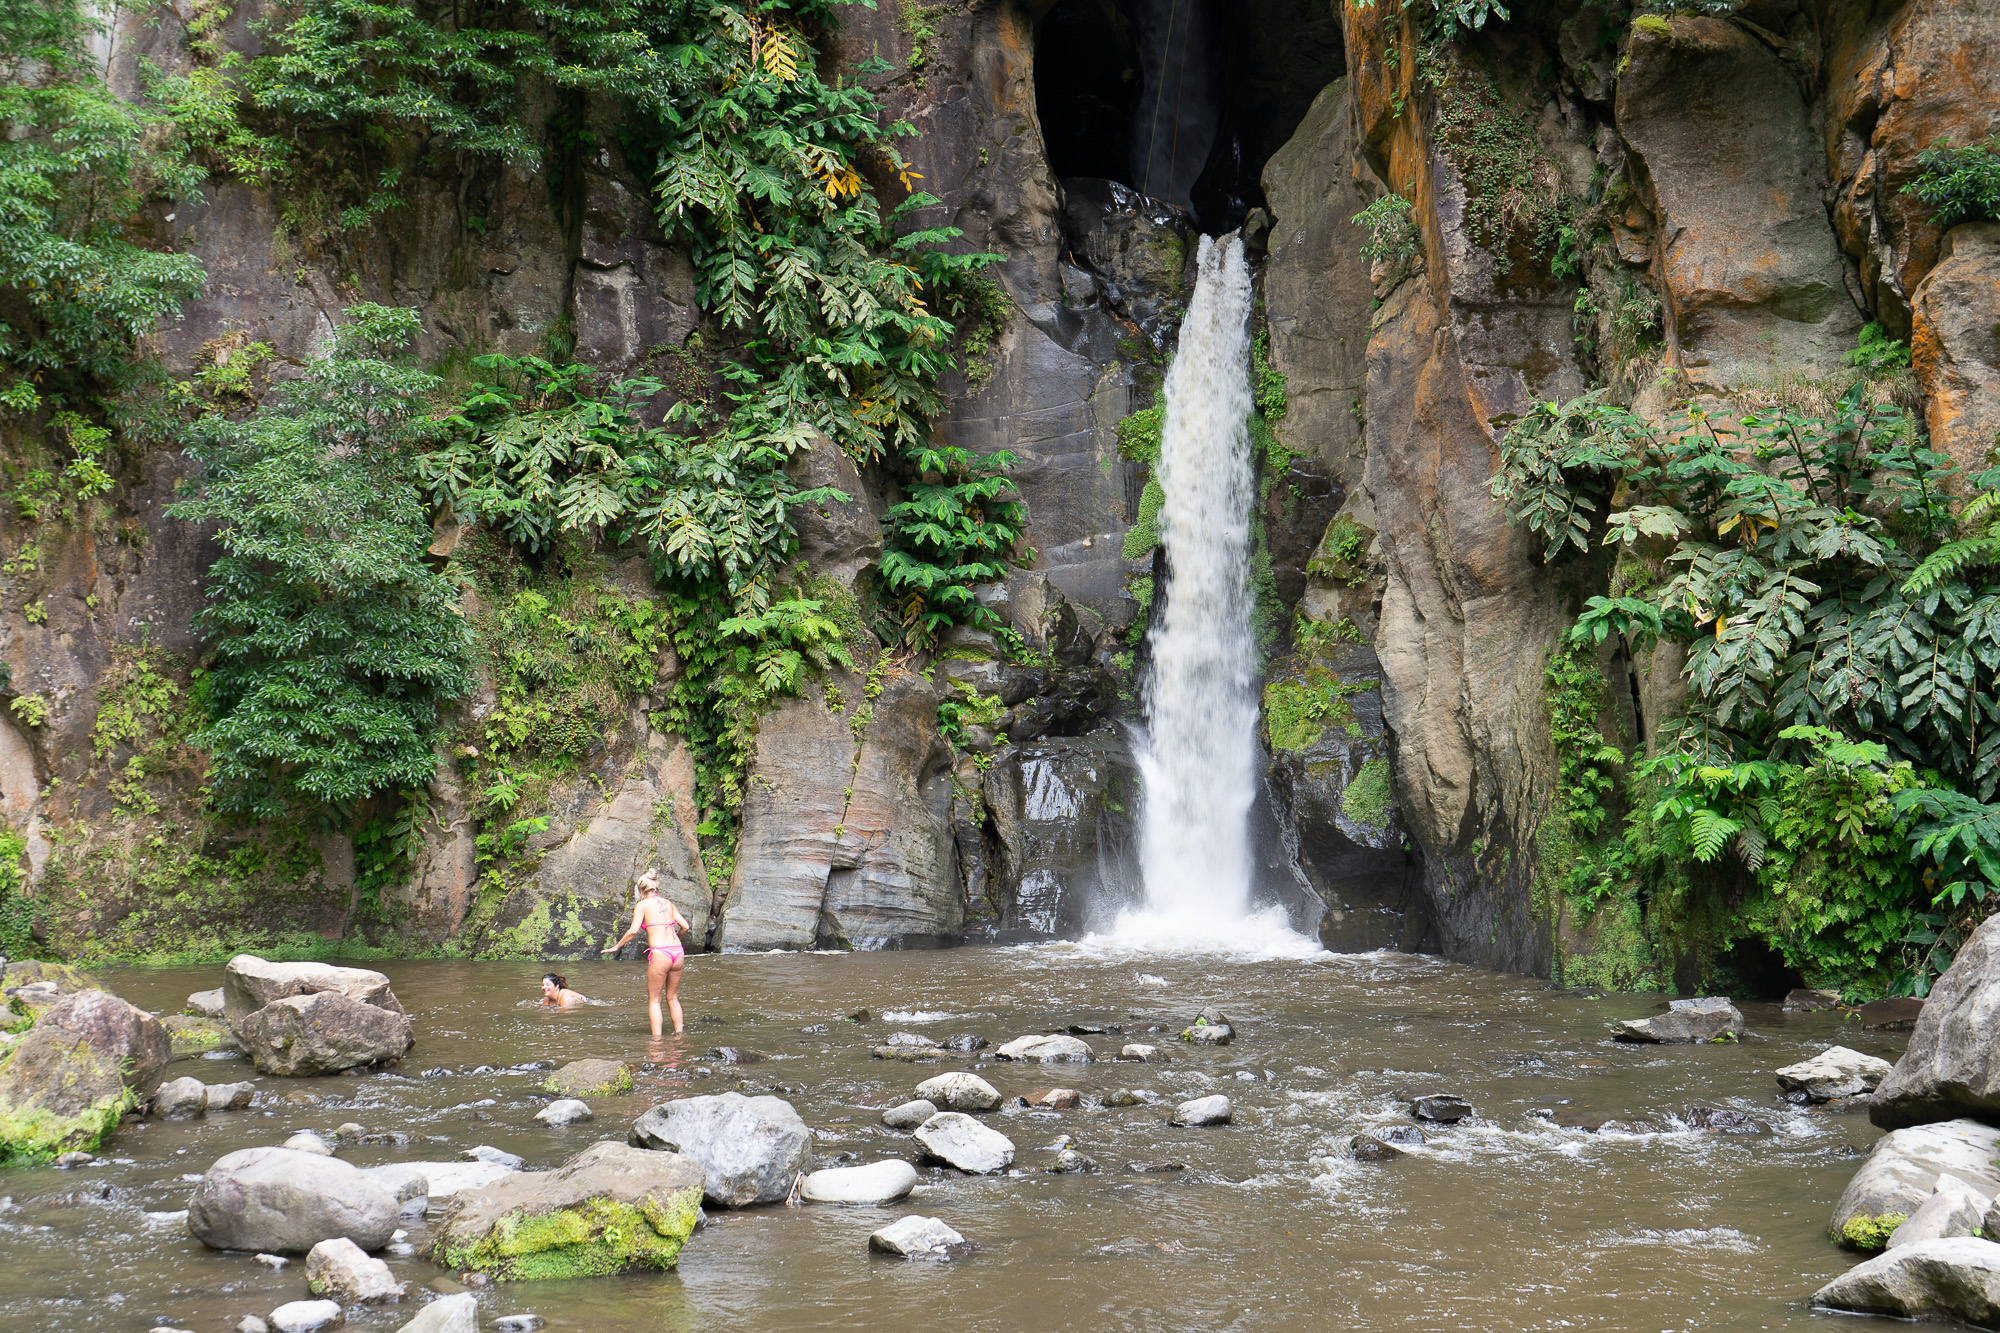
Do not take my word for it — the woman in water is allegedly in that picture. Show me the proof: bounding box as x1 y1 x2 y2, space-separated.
540 973 588 1007
601 867 690 1037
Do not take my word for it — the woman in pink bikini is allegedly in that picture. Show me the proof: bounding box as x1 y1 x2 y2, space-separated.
601 867 690 1037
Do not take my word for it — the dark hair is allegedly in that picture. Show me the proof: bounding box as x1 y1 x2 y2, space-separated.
543 973 567 991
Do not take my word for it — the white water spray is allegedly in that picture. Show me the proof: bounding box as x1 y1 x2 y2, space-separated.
1093 234 1318 958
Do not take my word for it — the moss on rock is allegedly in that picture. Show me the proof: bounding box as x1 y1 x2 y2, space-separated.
433 1190 702 1280
0 1082 136 1162
1837 1213 1907 1252
1341 757 1393 827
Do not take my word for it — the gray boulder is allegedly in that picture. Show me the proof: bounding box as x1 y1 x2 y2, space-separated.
869 1214 964 1256
283 1131 334 1156
1613 998 1743 1044
154 1076 209 1119
222 955 403 1028
162 1014 238 1057
207 1081 257 1112
1889 1174 1994 1249
1873 913 2000 1130
914 1072 1001 1113
390 1295 478 1333
1171 1095 1232 1127
629 1092 813 1207
186 988 226 1018
535 1098 593 1127
1832 1119 2000 1250
1812 1236 2000 1325
913 1112 1014 1174
799 1159 919 1204
994 1034 1092 1062
881 1099 937 1129
1121 1043 1160 1061
1180 1024 1234 1046
188 1146 398 1253
235 991 414 1077
305 1236 405 1302
1776 1046 1894 1103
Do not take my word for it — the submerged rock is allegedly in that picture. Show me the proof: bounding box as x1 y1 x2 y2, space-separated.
913 1112 1014 1174
1832 1119 2000 1250
389 1294 478 1333
628 1092 813 1207
1022 1088 1079 1110
0 989 171 1160
799 1159 918 1204
995 1034 1093 1063
426 1141 706 1280
1783 988 1841 1012
267 1301 343 1333
1612 998 1743 1044
869 1045 943 1063
1776 1046 1894 1103
1856 997 1927 1032
869 1214 964 1257
1172 1095 1232 1127
881 1099 937 1130
1050 1149 1097 1173
1812 1235 2000 1324
942 1034 989 1053
914 1072 1001 1113
1351 1134 1404 1161
542 1059 632 1098
1180 1024 1234 1046
1121 1043 1160 1062
1682 1107 1767 1135
463 1145 524 1171
189 1146 398 1253
162 1014 238 1057
1408 1094 1472 1123
1873 915 2000 1129
305 1236 405 1302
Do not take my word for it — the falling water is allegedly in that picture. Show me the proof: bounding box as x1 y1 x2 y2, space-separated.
1096 234 1318 957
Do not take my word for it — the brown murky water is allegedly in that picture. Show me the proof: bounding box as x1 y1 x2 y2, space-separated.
0 947 1913 1332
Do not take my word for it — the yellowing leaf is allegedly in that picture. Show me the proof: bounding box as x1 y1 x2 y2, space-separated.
821 164 864 200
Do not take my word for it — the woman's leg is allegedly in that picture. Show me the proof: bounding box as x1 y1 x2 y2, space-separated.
645 953 668 1038
664 959 685 1035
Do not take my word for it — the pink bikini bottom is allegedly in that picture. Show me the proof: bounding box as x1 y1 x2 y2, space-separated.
646 942 684 964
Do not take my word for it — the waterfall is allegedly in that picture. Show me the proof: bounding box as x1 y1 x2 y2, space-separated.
1096 234 1319 957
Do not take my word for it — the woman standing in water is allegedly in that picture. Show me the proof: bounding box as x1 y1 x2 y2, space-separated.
602 867 690 1036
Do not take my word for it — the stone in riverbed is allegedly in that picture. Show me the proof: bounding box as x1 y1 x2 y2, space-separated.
1180 1024 1234 1046
882 1032 938 1048
942 1034 989 1052
186 988 226 1018
222 955 404 1028
1351 1134 1404 1161
162 1014 238 1057
1783 988 1841 1012
462 1144 524 1171
1021 1088 1079 1110
869 1215 964 1256
1050 1149 1097 1173
869 1045 943 1062
542 1059 632 1098
388 1294 478 1333
305 1236 405 1302
995 1034 1093 1062
913 1112 1014 1173
154 1076 209 1118
1872 914 2000 1129
1775 1046 1894 1103
915 1072 1001 1112
235 991 414 1077
535 1098 593 1127
267 1301 343 1333
1104 1089 1157 1106
1887 1175 1994 1249
1409 1094 1472 1123
628 1091 813 1207
799 1159 919 1204
189 1146 398 1253
1831 1119 2000 1250
1612 998 1743 1044
0 988 171 1159
1171 1095 1232 1127
1857 997 1927 1032
363 1160 514 1202
426 1141 706 1281
1812 1235 2000 1324
1121 1044 1160 1061
881 1099 936 1130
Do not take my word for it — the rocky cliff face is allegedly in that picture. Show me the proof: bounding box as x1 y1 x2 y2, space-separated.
2 0 1994 972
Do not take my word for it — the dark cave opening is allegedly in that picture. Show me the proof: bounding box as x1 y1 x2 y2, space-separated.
1033 0 1346 234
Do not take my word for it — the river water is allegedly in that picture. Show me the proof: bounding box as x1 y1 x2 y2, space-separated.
0 948 1910 1332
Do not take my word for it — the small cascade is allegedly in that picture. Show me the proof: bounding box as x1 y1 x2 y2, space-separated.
1097 233 1318 957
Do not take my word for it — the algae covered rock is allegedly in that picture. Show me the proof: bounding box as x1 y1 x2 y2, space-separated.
1832 1119 2000 1251
426 1140 706 1281
628 1091 812 1207
162 1014 239 1058
0 988 170 1161
542 1059 632 1098
191 1145 398 1252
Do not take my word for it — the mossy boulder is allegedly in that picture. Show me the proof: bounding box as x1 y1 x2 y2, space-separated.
0 989 170 1162
426 1140 705 1281
162 1014 239 1058
1 960 101 993
543 1058 633 1097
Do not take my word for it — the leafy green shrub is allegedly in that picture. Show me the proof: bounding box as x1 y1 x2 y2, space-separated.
170 305 474 818
879 446 1026 647
1355 0 1511 43
1903 137 2000 229
0 0 206 394
1352 194 1419 268
1844 322 1911 375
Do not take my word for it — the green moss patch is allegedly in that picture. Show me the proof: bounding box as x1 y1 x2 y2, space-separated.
1837 1214 1907 1252
1341 758 1393 827
0 1086 135 1163
434 1191 702 1280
